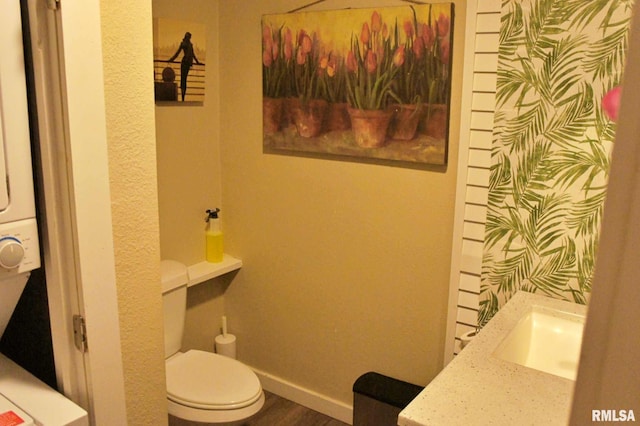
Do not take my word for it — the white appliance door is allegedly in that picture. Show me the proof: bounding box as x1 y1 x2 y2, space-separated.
0 0 37 223
0 1 40 275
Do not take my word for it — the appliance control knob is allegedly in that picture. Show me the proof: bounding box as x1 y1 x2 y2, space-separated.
0 237 25 269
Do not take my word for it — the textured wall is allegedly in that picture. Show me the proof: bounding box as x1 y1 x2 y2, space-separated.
99 1 167 424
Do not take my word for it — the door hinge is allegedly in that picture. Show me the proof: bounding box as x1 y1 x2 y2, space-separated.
73 314 88 353
46 0 60 11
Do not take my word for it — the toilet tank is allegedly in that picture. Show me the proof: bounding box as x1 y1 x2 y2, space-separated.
161 260 189 359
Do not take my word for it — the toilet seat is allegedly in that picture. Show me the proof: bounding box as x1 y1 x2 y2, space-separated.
166 350 262 410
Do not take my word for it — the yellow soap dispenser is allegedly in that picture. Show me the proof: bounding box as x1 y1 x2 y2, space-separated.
205 208 224 263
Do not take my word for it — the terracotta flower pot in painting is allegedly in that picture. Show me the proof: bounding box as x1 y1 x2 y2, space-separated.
283 97 300 128
420 103 448 140
263 97 283 134
348 107 393 148
291 99 328 138
388 103 422 141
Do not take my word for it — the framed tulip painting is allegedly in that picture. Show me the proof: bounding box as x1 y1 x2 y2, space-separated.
153 18 206 105
261 4 454 167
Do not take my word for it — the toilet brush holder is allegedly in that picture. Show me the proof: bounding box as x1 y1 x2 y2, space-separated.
215 334 237 359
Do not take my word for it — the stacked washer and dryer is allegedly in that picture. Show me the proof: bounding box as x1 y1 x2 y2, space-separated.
0 2 88 425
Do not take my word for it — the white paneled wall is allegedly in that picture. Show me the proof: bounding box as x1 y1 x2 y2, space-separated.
445 0 500 361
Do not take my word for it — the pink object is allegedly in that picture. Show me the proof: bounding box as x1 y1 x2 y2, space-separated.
602 86 622 121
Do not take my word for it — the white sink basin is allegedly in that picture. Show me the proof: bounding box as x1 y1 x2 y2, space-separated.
399 292 588 425
493 306 585 380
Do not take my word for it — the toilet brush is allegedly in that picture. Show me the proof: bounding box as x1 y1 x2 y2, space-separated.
215 316 236 358
222 315 228 338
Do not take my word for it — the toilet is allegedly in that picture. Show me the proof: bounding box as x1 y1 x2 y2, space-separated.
161 260 265 423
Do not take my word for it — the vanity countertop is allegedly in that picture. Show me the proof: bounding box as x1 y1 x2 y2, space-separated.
398 292 588 426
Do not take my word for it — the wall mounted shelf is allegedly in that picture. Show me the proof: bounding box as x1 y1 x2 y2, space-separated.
187 254 242 287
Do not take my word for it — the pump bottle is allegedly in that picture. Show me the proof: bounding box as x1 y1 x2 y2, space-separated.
205 208 224 263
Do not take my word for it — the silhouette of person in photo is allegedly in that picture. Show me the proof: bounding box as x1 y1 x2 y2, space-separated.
169 32 202 101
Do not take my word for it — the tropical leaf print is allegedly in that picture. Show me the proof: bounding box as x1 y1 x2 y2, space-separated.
523 0 569 59
561 0 634 32
584 26 629 81
479 0 633 326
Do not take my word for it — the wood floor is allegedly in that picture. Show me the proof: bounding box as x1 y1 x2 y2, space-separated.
168 391 350 426
243 391 349 426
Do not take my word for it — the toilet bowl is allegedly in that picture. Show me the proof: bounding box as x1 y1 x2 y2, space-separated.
161 260 264 423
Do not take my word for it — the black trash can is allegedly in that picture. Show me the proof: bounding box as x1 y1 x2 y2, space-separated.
352 372 424 426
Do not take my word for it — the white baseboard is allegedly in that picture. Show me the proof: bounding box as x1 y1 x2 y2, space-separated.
252 368 353 425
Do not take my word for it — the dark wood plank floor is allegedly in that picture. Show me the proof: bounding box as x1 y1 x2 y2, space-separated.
168 391 350 426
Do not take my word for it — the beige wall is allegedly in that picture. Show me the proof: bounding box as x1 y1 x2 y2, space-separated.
152 0 226 354
100 1 167 424
60 0 500 421
108 0 640 421
154 0 222 265
151 0 463 408
218 0 464 404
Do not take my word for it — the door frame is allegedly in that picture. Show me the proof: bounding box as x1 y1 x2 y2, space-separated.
26 0 127 424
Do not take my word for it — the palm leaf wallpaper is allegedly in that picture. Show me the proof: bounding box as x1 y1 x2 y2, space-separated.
479 0 634 326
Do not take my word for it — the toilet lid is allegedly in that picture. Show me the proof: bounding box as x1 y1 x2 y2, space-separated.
166 350 263 410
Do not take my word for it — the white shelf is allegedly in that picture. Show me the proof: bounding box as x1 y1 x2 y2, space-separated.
187 254 243 287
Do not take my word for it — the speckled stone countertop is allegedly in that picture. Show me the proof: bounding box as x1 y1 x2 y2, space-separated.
399 291 588 426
